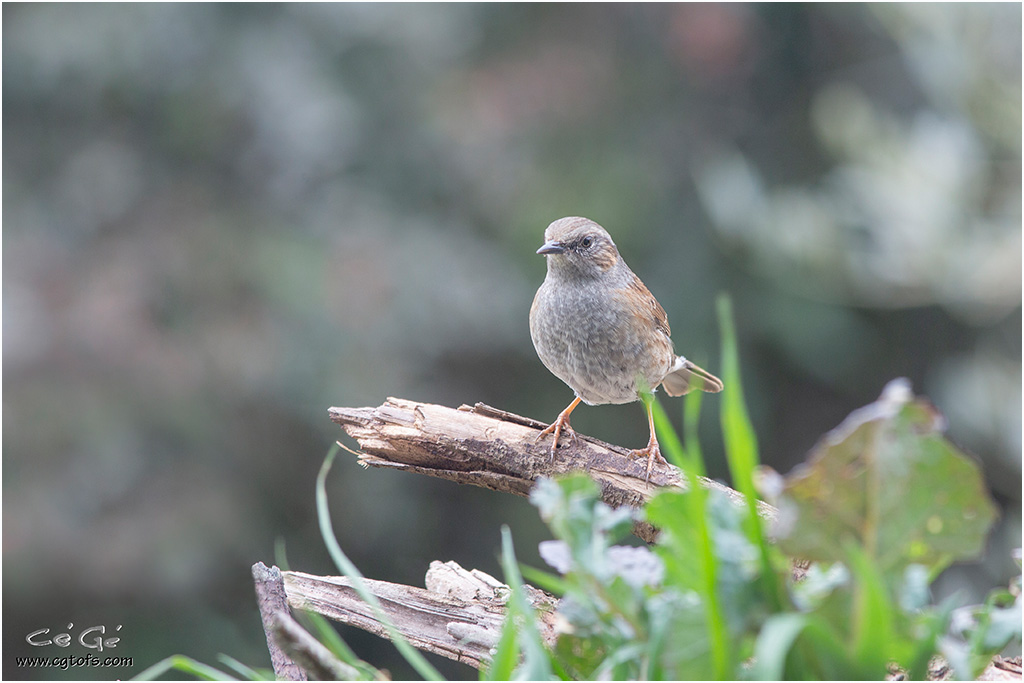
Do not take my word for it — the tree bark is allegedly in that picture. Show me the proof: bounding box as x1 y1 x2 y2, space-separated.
282 561 558 671
252 562 309 681
329 397 776 544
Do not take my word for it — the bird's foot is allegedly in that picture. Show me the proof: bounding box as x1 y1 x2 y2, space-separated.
628 440 669 483
536 414 578 461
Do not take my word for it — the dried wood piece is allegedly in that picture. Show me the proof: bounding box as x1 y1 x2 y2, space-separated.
980 656 1023 681
424 560 509 602
252 562 308 681
329 397 776 544
270 610 362 681
895 655 1024 681
282 564 557 669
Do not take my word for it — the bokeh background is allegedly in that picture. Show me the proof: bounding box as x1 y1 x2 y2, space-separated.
3 3 1021 680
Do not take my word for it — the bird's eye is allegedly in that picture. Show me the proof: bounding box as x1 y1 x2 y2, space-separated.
580 236 594 249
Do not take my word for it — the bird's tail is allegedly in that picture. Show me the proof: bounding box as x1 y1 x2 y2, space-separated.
661 357 724 396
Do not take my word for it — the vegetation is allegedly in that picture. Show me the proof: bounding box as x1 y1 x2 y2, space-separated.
476 296 1015 681
136 296 1018 681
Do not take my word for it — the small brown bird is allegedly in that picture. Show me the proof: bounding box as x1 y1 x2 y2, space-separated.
529 216 723 479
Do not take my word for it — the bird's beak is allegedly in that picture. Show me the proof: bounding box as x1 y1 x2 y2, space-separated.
537 240 565 255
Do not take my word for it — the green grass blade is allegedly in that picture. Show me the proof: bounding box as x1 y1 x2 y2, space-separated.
845 541 894 678
317 444 444 681
133 654 237 681
272 535 374 671
683 388 705 474
217 654 272 680
715 294 761 523
299 608 370 673
273 537 290 571
497 525 553 680
519 563 570 597
648 392 693 473
749 613 807 680
648 388 729 678
649 393 704 478
483 599 520 681
651 365 731 677
716 293 785 613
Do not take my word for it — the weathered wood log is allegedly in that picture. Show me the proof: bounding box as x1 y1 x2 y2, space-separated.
281 561 558 670
269 610 363 681
252 562 308 681
982 657 1022 681
329 397 775 543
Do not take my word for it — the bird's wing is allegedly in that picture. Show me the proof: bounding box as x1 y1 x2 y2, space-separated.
627 272 671 338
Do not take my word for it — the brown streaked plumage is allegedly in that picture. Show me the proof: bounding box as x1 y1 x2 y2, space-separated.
529 216 723 480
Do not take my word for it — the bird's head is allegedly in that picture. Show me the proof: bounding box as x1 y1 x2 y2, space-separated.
537 216 621 280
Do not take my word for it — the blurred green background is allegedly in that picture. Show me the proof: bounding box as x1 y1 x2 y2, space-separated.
3 3 1020 680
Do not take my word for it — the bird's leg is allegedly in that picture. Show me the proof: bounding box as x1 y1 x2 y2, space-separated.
536 396 582 460
628 400 669 482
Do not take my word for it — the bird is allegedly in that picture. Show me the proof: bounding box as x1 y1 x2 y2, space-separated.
529 216 723 480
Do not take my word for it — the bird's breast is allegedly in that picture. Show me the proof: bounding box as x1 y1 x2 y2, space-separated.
530 278 674 405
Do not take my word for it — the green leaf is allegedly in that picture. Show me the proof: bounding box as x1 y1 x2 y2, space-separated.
796 617 866 680
943 591 1022 680
791 562 849 612
897 564 931 612
648 591 717 680
899 597 955 681
647 487 746 679
774 379 998 576
982 594 1022 650
530 475 634 584
646 490 707 589
748 613 807 680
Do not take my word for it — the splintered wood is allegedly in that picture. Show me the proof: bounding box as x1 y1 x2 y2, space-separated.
329 397 774 544
282 561 557 670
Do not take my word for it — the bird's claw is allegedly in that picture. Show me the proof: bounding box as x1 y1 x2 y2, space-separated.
628 443 669 483
536 415 577 461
